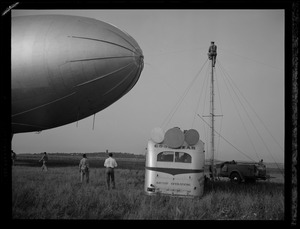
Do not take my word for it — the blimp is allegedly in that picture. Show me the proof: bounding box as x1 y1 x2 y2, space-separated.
11 15 144 137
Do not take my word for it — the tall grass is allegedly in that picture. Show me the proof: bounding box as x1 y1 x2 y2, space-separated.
12 166 284 220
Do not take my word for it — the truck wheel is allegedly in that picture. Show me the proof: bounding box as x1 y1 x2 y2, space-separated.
230 172 241 183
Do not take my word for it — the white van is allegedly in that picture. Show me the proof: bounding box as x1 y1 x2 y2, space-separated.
144 139 205 197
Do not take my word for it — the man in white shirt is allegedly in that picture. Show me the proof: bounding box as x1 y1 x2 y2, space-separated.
79 154 89 183
104 153 117 189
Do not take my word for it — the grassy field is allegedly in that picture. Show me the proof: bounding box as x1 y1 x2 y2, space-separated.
11 154 284 220
14 153 284 174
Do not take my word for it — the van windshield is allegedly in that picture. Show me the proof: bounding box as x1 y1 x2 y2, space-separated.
175 152 191 163
157 151 191 163
157 151 174 162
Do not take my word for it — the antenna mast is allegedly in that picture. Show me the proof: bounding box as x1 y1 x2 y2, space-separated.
208 41 217 180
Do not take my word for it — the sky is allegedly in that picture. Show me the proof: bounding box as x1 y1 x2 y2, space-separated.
11 10 284 164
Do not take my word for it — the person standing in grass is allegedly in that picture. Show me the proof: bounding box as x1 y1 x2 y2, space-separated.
39 152 48 171
79 154 89 184
104 153 117 190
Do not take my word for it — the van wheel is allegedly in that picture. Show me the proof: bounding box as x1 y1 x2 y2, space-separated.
230 172 241 183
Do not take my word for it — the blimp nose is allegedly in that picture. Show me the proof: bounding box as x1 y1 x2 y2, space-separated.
124 36 144 74
57 17 145 95
135 54 144 77
137 54 144 68
64 17 145 114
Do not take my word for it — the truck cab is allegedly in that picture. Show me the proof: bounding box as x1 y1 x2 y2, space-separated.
216 161 267 183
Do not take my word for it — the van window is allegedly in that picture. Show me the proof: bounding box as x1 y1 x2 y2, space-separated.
175 152 191 163
157 151 174 162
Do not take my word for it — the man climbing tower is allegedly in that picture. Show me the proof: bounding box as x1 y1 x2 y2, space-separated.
208 41 217 67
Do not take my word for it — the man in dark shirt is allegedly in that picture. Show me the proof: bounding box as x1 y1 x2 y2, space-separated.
39 152 48 171
208 41 217 67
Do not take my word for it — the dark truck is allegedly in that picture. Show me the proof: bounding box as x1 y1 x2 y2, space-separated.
215 160 267 183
